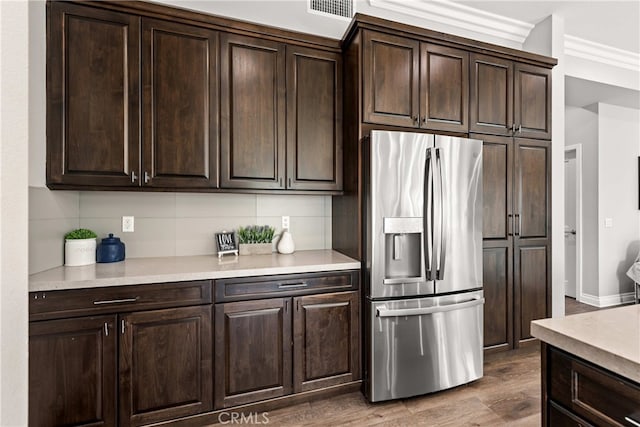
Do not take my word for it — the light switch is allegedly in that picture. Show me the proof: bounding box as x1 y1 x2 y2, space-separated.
604 218 613 228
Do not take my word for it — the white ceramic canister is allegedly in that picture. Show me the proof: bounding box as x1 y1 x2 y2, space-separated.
65 238 97 266
277 230 295 254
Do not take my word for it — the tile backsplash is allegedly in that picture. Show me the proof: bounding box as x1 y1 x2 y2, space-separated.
29 187 332 274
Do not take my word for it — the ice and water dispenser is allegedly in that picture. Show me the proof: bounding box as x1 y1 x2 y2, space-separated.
382 217 424 284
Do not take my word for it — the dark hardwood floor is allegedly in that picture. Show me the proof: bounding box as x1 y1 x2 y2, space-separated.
564 296 602 315
259 346 541 426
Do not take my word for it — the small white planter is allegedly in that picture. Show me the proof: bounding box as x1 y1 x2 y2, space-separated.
65 238 97 266
239 243 273 255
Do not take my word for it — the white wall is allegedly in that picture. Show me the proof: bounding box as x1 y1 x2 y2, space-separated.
565 105 599 296
0 0 29 424
597 103 640 298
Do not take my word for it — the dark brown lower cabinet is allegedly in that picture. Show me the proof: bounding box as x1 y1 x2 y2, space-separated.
29 304 212 427
120 306 212 427
214 291 360 409
214 298 292 409
293 292 359 392
29 315 117 427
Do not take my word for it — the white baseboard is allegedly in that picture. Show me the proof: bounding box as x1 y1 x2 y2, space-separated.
579 292 636 308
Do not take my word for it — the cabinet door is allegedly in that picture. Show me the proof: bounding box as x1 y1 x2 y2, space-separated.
420 43 469 133
214 298 292 408
119 306 212 427
514 138 550 344
362 30 419 127
142 19 218 188
220 34 286 190
514 63 552 139
482 245 513 351
286 46 342 191
47 2 140 187
469 54 513 136
29 315 117 427
293 291 359 393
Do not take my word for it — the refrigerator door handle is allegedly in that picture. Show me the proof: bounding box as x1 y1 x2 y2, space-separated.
376 297 485 318
435 148 447 280
424 148 434 280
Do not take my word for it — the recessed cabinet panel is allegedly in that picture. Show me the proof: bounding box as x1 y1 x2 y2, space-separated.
515 64 551 139
287 47 342 190
119 306 212 426
515 140 549 239
470 54 513 136
29 315 117 427
47 2 140 187
214 298 292 408
220 34 286 189
516 246 547 341
293 292 359 393
363 30 419 127
421 44 469 132
482 247 512 350
482 136 512 240
142 19 218 188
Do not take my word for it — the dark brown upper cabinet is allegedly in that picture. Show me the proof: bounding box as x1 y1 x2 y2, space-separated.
362 30 468 132
47 2 140 188
220 34 287 190
286 46 343 191
47 3 219 190
142 18 218 188
470 53 551 139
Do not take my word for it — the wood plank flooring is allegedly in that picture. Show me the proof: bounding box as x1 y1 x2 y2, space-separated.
263 346 541 426
564 296 601 315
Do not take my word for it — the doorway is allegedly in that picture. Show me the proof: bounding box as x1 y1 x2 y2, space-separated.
564 145 583 302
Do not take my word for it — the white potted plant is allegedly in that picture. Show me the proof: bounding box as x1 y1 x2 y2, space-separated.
64 228 97 266
237 225 275 255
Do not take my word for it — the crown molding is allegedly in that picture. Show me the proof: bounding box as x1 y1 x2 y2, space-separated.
565 35 640 72
368 0 534 45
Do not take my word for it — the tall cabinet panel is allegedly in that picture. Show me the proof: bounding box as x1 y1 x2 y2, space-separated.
47 2 140 187
220 34 286 190
142 19 218 188
286 47 342 191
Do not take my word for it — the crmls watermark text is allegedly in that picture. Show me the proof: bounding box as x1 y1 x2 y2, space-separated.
218 411 269 424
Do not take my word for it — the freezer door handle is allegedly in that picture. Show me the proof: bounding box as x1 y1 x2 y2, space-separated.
376 297 484 318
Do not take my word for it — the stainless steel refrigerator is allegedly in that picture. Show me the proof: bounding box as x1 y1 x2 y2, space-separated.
364 130 483 402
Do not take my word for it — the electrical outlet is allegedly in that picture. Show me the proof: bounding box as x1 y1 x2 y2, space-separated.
122 216 135 232
281 216 290 231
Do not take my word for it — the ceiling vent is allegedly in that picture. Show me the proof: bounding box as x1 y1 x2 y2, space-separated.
308 0 354 20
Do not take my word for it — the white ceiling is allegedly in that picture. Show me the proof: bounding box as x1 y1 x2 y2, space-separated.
457 1 640 54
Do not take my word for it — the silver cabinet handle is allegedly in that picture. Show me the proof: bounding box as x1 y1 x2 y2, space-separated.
626 417 640 427
131 171 138 183
278 282 308 289
93 297 138 305
377 297 485 318
515 214 521 236
144 171 150 184
104 322 109 336
121 319 126 334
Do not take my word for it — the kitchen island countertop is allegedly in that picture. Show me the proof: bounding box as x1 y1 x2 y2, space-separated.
531 304 640 383
29 250 360 292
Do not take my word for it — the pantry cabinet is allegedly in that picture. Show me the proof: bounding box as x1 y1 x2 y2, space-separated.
470 53 551 139
479 133 550 351
362 30 468 132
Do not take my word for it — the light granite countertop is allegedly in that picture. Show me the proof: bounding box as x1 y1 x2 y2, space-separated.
29 250 360 292
531 304 640 383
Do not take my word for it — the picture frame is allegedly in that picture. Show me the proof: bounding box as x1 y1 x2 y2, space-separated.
215 231 238 259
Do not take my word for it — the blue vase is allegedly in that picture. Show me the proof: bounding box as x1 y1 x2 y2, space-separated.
96 233 126 263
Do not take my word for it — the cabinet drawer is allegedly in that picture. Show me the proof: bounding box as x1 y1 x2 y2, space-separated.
548 402 593 427
215 270 358 302
30 280 212 321
549 347 640 426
